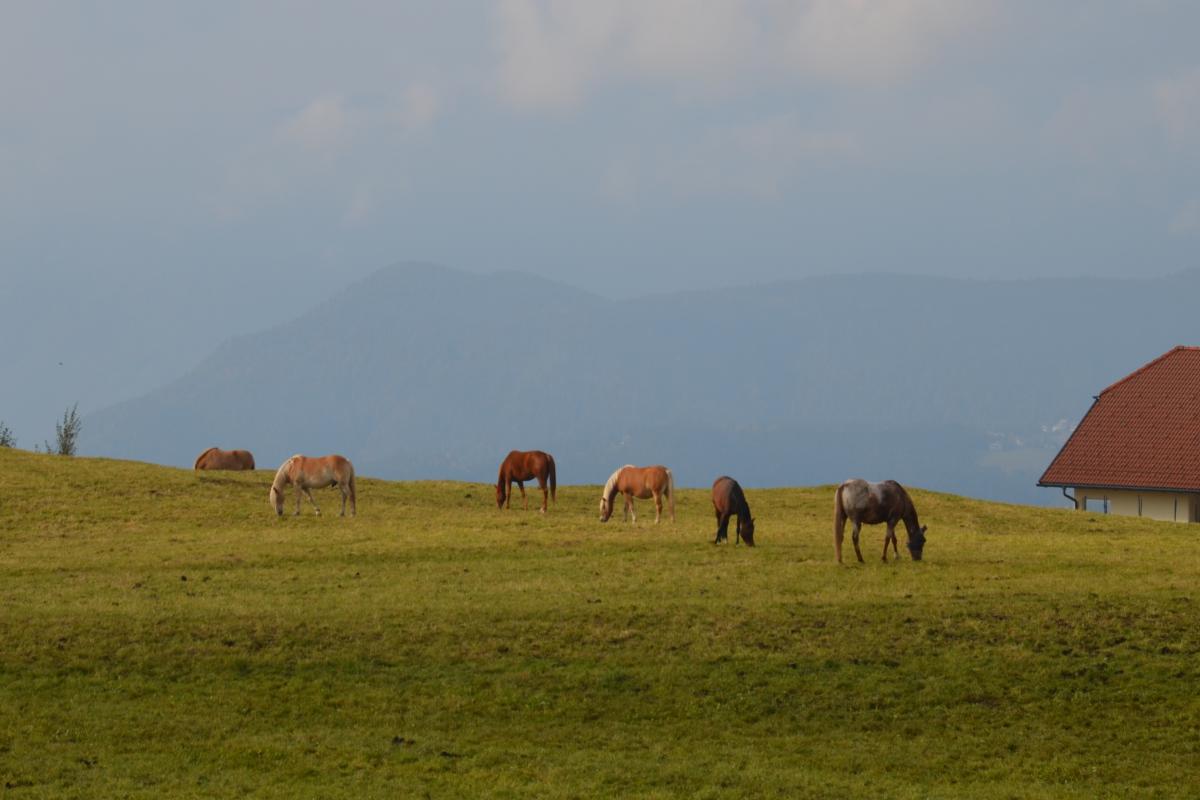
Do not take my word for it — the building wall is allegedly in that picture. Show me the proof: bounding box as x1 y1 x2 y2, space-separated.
1076 489 1199 523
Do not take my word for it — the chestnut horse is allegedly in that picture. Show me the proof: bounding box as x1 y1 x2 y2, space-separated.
270 454 356 517
599 465 675 524
495 450 557 512
833 478 926 563
194 447 256 471
712 476 755 546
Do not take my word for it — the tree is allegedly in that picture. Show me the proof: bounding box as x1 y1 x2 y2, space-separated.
0 420 14 448
47 404 82 456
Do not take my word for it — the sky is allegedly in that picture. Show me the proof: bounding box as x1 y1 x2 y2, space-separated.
2 1 1200 441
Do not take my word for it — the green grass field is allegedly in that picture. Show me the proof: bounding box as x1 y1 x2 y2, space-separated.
1 447 1198 798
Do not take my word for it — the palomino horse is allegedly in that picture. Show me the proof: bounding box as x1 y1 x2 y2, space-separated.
495 450 557 512
599 465 675 524
270 454 356 517
712 476 755 546
194 447 255 471
833 478 926 563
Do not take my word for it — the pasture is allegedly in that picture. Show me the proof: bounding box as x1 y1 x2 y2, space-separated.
1 447 1198 798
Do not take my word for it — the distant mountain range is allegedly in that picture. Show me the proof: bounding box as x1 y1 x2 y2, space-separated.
82 263 1200 505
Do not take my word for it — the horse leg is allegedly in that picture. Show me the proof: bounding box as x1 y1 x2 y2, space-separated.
304 487 321 516
851 521 864 563
505 479 513 509
835 525 844 563
627 494 636 525
518 481 527 511
537 475 548 514
295 485 302 516
654 491 662 524
713 508 724 544
339 484 347 517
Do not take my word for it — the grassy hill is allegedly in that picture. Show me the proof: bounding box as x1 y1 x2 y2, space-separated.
1 448 1198 798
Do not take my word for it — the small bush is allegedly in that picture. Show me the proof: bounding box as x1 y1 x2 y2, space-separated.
0 420 14 448
48 404 82 456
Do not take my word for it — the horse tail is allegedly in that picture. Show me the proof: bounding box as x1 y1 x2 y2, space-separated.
666 468 676 522
548 454 557 503
834 482 847 540
194 447 215 470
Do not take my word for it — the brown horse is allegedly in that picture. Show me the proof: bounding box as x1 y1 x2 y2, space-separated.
194 447 255 471
599 465 675 524
270 454 356 517
495 450 557 512
833 478 926 563
712 476 755 546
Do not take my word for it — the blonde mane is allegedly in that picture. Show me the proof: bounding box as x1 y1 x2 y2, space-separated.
601 465 631 501
269 456 298 501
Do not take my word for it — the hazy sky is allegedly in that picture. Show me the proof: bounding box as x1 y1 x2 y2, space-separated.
2 2 1199 440
4 1 1199 294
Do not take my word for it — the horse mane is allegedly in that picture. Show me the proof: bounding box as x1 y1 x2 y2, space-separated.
194 447 217 470
496 456 509 488
601 465 633 503
271 456 298 493
901 486 922 533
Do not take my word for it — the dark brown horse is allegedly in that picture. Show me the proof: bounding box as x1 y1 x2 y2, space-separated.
496 450 557 512
599 465 675 524
194 447 256 471
712 476 755 546
833 478 926 563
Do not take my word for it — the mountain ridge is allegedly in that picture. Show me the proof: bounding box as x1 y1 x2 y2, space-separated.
82 262 1200 505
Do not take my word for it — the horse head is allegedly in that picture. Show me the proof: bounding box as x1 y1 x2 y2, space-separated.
495 482 506 509
599 495 612 522
270 485 284 516
740 517 756 547
907 525 927 561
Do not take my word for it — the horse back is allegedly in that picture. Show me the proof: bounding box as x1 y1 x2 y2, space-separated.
711 476 746 515
839 478 905 525
503 450 549 481
629 465 669 493
194 447 218 470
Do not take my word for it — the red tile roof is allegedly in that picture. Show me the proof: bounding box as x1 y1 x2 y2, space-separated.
1040 346 1200 491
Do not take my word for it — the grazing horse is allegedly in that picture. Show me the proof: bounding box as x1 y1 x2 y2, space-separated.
833 478 926 563
194 447 255 471
711 476 755 546
270 454 356 517
495 450 557 512
599 465 675 524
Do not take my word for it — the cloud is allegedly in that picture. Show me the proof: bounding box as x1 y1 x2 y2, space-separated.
493 0 993 109
279 96 353 153
398 83 440 130
219 82 440 220
1155 69 1200 145
782 0 995 87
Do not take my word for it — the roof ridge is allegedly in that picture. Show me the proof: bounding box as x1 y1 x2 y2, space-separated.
1098 345 1200 396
